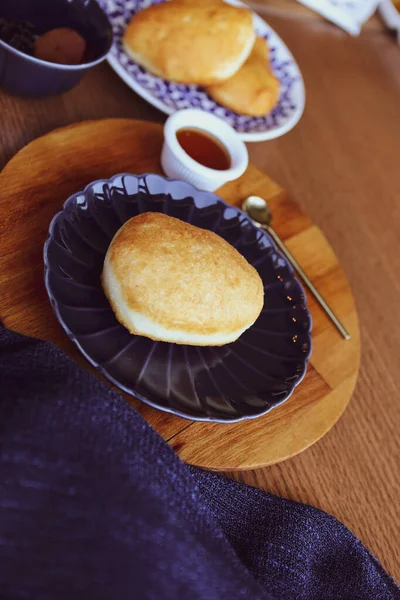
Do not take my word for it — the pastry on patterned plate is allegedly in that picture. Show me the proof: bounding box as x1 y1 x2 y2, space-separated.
102 212 264 346
122 0 256 85
207 37 280 117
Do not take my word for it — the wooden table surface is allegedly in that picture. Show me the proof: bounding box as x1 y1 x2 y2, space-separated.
1 10 399 582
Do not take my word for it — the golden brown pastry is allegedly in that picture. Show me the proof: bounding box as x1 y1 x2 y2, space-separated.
102 213 264 346
122 1 256 85
206 37 280 117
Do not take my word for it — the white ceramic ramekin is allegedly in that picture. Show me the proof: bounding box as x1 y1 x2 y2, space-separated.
161 109 249 192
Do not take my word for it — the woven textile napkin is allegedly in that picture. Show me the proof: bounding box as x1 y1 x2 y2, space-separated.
0 325 399 599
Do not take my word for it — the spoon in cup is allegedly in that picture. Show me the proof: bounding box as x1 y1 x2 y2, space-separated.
242 195 350 340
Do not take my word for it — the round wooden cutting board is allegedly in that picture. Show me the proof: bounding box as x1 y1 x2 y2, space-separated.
0 119 360 470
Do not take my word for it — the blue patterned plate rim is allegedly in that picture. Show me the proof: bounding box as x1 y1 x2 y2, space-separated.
98 0 306 142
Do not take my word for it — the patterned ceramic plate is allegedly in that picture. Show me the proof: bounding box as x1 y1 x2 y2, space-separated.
44 174 312 422
98 0 305 141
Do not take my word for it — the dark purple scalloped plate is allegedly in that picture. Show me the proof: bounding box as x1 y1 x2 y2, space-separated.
44 174 312 422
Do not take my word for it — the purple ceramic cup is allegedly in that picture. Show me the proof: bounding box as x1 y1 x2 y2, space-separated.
0 0 113 97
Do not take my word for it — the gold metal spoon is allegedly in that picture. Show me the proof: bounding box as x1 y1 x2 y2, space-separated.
243 195 350 340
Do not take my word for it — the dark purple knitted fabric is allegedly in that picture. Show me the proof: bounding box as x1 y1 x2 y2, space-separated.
0 325 398 600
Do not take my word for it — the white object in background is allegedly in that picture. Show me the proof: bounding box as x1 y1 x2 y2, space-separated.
297 0 381 35
161 109 249 193
379 0 400 43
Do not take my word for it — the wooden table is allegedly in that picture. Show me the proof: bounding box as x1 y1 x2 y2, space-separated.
1 11 399 582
